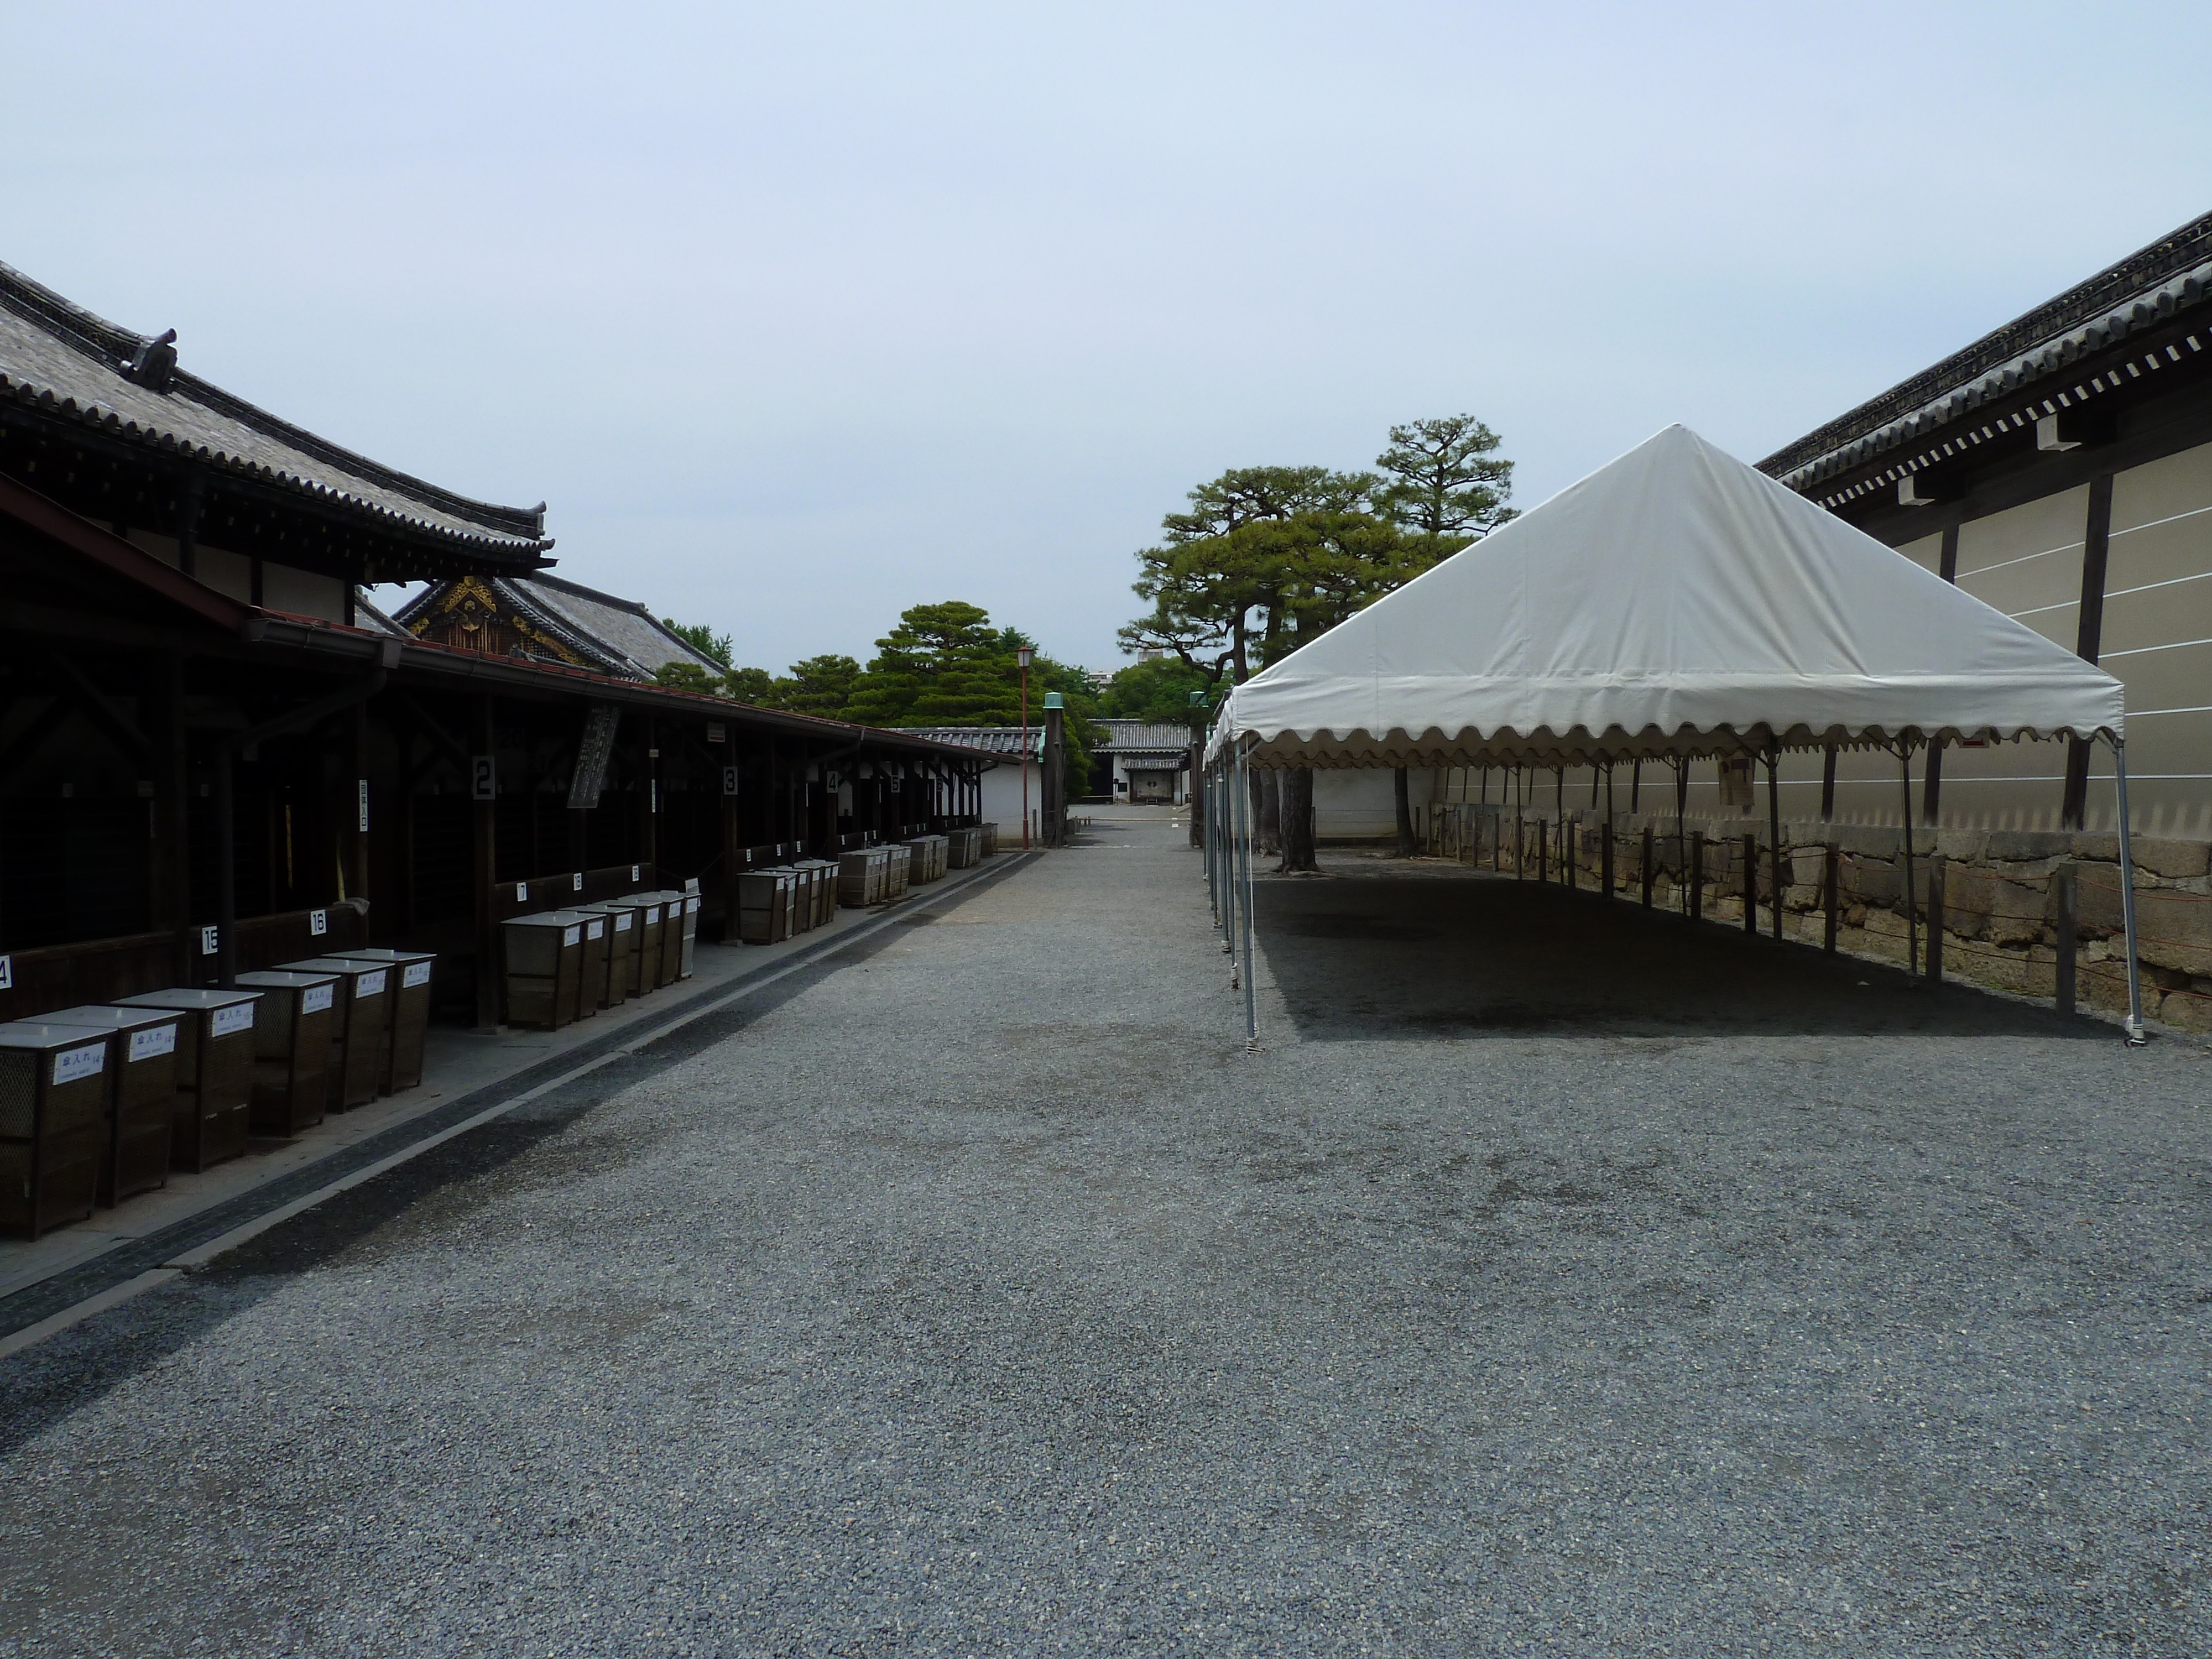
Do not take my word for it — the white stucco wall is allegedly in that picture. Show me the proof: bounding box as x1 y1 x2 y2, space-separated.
1313 767 1436 839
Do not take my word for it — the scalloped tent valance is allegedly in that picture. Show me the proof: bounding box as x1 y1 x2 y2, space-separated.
1207 425 2124 770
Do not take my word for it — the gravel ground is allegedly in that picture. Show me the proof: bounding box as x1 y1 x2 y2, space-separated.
2 807 2208 1657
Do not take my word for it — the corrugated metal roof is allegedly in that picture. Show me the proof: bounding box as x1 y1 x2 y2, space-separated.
0 260 552 559
1761 210 2212 491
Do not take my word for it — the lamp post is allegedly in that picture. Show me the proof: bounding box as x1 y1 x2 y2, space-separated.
1017 644 1033 849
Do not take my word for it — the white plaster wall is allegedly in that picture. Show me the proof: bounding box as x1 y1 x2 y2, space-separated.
1313 766 1436 838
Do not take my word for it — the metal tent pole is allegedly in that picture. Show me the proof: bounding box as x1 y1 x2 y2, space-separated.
2110 735 2148 1045
1237 743 1258 1046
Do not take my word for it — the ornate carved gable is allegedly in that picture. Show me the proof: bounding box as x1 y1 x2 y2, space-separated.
407 575 589 667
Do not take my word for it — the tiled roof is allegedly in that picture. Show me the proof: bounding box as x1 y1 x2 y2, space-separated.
904 726 1044 758
391 572 724 681
0 261 552 559
504 574 724 680
1095 719 1197 752
1761 210 2212 491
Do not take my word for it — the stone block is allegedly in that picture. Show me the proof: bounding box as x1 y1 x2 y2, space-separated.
2071 831 2120 864
1986 829 2068 862
1861 909 1909 940
1835 825 1902 860
1934 828 1989 862
2159 987 2212 1033
1987 857 2062 883
2128 888 2212 977
1957 942 2031 995
2080 958 2132 1015
1784 882 1822 911
1850 863 1903 907
1790 848 1827 886
2130 838 2211 880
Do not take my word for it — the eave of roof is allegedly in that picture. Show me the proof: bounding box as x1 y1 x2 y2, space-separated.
1760 210 2212 491
0 260 554 560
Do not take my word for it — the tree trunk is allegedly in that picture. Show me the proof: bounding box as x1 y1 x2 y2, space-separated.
1277 768 1317 872
1392 766 1416 856
1254 768 1281 854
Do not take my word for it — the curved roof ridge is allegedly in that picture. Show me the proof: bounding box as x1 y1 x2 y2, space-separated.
1760 208 2212 481
0 259 550 547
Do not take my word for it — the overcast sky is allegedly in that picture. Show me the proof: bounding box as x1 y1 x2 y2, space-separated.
6 3 2208 672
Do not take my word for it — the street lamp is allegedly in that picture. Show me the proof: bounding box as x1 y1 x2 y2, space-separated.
1016 644 1034 849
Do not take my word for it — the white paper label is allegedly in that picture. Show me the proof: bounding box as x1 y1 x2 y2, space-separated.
615 913 633 932
309 908 328 937
516 882 528 901
630 865 640 881
644 905 662 923
0 954 11 992
562 926 581 947
403 962 432 988
571 873 583 891
128 1025 177 1062
53 1043 105 1085
687 896 701 914
353 969 388 998
302 984 336 1015
586 920 604 940
211 1003 256 1038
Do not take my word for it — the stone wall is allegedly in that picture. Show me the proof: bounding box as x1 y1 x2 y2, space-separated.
1425 804 2212 1034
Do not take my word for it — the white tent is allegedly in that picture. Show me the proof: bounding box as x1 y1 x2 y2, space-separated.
1209 424 2121 768
1203 425 2147 1041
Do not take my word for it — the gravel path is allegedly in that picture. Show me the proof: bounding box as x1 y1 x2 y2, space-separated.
3 808 2208 1657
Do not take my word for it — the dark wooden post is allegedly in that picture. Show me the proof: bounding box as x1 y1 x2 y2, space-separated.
1768 750 1784 942
1823 844 1839 953
1688 833 1704 924
1742 831 1757 936
1564 815 1577 890
641 720 660 879
1600 817 1614 899
1536 816 1547 885
1926 860 1945 984
472 695 499 1030
1820 744 1837 820
1640 825 1653 907
2062 476 2115 829
349 701 370 910
2054 863 2078 1014
143 650 193 980
721 748 742 936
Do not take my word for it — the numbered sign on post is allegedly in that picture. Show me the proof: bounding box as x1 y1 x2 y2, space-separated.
357 778 370 832
472 755 497 801
722 765 740 797
200 925 220 956
309 909 328 937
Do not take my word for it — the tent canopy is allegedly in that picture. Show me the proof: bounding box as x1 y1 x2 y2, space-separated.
1209 425 2124 770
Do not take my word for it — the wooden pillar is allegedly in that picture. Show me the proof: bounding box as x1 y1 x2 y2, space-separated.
1640 825 1654 907
472 695 499 1030
1925 526 1959 824
142 650 193 980
1688 833 1703 924
1742 832 1757 936
2062 475 2115 829
1926 860 1945 984
1820 745 1837 820
640 719 660 878
349 701 370 909
721 747 743 935
1600 818 1614 899
2054 863 2078 1014
1823 844 1839 953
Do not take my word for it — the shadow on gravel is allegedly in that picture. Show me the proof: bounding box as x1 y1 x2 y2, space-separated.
1259 873 2103 1040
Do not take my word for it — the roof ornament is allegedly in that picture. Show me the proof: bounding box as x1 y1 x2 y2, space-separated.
123 328 179 392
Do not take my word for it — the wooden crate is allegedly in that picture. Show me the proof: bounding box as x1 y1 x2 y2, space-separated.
884 843 912 899
737 871 797 944
283 958 395 1111
45 1005 184 1207
231 972 338 1136
0 1021 113 1238
625 896 669 993
577 901 644 1007
837 847 890 908
499 915 585 1030
324 950 437 1090
114 988 260 1172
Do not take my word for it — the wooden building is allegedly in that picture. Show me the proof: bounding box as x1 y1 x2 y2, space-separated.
0 260 995 1025
1759 210 2212 837
1428 211 2212 840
